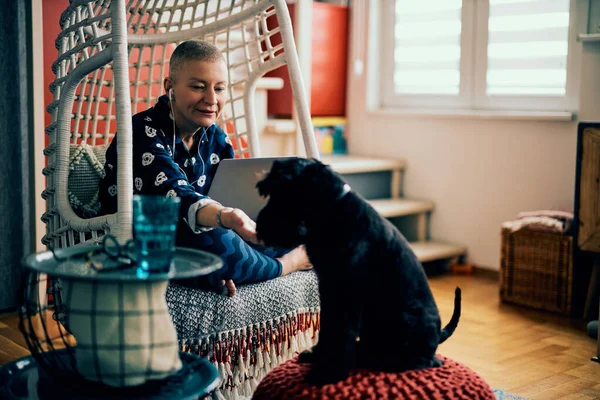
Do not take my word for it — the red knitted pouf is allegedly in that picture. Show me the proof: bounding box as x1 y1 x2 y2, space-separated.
252 355 495 400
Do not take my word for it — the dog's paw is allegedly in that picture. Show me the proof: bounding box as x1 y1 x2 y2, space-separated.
297 349 316 364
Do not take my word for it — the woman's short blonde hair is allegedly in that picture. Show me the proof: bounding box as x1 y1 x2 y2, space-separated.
169 40 225 83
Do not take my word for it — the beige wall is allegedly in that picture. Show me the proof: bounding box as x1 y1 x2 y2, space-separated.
32 0 45 251
346 112 577 270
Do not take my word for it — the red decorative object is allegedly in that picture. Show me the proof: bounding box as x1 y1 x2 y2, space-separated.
252 355 495 400
265 2 349 117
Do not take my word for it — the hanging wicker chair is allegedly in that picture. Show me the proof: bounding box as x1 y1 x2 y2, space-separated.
41 1 320 397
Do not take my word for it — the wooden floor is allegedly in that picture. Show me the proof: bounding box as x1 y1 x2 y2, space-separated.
1 272 599 399
428 271 600 400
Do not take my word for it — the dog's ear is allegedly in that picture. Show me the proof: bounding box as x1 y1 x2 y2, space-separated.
256 160 290 197
302 160 333 182
300 160 347 201
256 174 272 197
257 158 323 197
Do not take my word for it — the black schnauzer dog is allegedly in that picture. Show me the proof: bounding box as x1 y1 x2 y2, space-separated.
256 158 461 385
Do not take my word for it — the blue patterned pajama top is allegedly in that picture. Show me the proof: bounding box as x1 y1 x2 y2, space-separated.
98 95 283 290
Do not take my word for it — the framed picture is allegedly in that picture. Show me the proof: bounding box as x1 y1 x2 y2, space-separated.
574 122 600 253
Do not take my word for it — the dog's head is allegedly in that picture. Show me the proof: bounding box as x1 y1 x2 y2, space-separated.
256 157 348 248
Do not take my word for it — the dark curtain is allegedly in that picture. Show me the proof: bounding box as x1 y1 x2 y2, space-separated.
0 1 35 311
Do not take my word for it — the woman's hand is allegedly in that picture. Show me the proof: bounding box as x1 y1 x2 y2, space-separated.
219 207 259 244
196 203 262 244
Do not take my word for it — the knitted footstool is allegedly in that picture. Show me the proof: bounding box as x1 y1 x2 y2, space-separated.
252 355 495 400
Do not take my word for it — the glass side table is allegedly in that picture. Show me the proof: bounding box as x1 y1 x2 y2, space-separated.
0 245 223 400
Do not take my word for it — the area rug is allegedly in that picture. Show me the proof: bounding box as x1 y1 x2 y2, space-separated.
239 389 528 400
241 388 528 400
494 388 530 400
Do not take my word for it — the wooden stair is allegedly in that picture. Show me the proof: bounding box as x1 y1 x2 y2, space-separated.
410 241 466 263
321 154 466 264
367 198 434 218
321 155 406 174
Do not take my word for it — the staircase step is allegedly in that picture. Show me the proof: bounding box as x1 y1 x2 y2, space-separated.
323 155 406 174
409 241 466 263
368 198 434 218
264 119 296 135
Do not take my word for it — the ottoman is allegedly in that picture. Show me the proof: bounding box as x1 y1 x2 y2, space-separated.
252 355 495 400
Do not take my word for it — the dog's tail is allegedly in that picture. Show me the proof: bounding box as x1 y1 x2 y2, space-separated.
439 287 461 344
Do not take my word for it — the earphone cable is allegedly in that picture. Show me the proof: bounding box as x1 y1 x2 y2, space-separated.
169 91 207 184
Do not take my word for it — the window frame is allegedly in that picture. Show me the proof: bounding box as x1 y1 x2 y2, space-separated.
379 0 585 113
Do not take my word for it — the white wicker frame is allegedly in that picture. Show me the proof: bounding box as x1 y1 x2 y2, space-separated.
42 0 318 247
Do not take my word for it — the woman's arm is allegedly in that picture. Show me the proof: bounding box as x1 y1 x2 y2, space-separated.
194 125 258 241
196 203 258 244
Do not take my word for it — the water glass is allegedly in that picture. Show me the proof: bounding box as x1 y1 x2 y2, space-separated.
132 195 181 274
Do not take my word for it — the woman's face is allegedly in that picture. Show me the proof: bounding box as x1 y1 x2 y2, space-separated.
169 59 227 132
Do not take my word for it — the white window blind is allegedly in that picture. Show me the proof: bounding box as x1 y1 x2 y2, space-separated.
393 0 463 95
486 0 570 96
383 0 576 112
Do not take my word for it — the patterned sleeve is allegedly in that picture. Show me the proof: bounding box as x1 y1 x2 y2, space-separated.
133 119 217 233
216 125 235 160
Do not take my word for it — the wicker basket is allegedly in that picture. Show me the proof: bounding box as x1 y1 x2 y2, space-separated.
500 227 573 315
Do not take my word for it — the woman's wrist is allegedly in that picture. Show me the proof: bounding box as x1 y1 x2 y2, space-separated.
216 207 234 229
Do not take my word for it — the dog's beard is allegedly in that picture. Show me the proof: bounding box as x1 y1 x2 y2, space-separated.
256 208 306 249
257 222 305 249
267 232 303 249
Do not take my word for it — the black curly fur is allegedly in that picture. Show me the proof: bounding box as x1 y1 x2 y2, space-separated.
256 158 461 386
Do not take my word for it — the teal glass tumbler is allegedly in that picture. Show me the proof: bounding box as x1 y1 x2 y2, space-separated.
132 195 181 275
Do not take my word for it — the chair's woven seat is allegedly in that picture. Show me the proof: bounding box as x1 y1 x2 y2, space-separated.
167 271 321 397
252 355 496 400
167 271 320 341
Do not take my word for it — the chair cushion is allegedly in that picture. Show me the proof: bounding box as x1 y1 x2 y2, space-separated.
166 271 321 398
253 355 496 400
68 143 108 218
167 270 320 340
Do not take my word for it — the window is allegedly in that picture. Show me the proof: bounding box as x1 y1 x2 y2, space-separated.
380 0 579 112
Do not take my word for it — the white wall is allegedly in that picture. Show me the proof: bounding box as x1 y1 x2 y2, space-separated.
346 112 577 270
32 0 45 251
345 3 582 270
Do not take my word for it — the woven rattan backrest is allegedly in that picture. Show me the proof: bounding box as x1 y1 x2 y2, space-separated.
43 0 316 248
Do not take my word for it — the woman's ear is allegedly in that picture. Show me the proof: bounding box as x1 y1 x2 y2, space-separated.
163 77 173 96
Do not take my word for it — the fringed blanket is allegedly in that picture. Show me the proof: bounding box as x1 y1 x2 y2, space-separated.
166 271 321 399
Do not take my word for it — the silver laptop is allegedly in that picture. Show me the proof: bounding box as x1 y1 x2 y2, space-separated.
208 157 297 221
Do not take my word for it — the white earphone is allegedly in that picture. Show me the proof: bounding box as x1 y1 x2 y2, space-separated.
168 88 177 158
167 87 207 179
